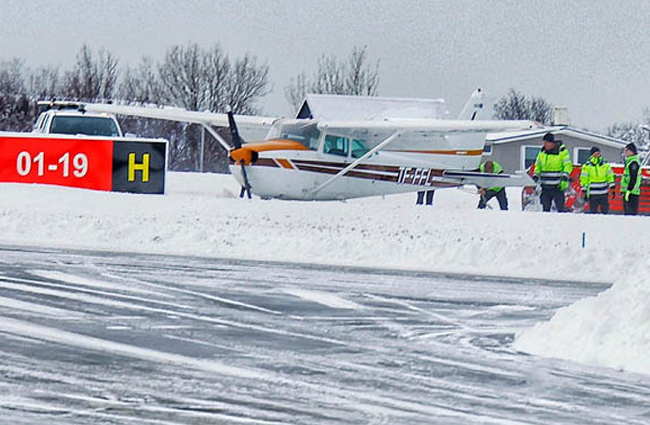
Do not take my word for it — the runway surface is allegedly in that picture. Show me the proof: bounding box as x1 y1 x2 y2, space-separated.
0 245 648 424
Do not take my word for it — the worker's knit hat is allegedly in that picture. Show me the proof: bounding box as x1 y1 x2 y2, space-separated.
590 146 600 155
626 143 638 154
542 132 557 143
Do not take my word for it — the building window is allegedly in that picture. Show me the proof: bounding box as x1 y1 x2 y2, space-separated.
522 145 541 170
575 147 591 164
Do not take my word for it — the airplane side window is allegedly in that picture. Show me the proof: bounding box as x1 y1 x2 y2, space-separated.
351 139 370 158
324 135 349 157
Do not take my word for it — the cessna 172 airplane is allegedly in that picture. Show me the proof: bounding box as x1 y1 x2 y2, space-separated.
83 89 538 200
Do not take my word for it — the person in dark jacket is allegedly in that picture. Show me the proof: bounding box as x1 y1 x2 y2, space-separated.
621 143 642 216
416 190 435 206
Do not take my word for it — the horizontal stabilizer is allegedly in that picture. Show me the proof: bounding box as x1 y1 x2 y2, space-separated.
443 170 535 188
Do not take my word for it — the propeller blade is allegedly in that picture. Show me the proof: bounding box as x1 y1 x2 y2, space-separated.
227 108 243 149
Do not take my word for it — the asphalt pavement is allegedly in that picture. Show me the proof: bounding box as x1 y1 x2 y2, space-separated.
0 245 647 425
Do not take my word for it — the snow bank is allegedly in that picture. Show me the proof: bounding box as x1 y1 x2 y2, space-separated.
1 172 649 374
0 172 644 282
514 266 650 375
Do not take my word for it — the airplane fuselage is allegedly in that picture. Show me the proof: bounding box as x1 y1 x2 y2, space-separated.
229 145 476 201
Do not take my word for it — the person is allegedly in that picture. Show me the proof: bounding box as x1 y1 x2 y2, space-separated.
621 142 642 216
533 133 573 212
477 160 508 210
416 190 435 206
579 147 615 214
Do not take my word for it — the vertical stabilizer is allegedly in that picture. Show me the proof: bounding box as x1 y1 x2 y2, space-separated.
458 88 487 121
450 89 490 169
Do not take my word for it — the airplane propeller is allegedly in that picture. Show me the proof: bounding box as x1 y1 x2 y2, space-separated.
226 108 252 199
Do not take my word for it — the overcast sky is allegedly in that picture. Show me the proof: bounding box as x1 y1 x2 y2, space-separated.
1 0 649 130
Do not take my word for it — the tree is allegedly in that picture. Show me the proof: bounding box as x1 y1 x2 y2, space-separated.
345 46 379 96
284 45 380 110
606 108 650 156
0 59 32 131
120 56 161 103
154 43 270 170
0 58 25 95
62 45 120 101
28 65 61 100
158 43 204 111
224 54 270 115
494 88 554 124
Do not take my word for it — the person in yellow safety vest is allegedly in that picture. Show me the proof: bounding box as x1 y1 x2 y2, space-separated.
621 142 642 216
579 147 615 214
533 133 573 212
477 161 508 210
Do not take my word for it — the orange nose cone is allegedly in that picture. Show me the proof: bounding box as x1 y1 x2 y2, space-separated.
229 147 254 165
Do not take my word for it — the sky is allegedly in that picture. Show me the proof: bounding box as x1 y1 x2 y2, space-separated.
1 0 649 131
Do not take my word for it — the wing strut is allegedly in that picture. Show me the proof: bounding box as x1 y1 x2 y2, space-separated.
199 122 232 152
311 132 400 195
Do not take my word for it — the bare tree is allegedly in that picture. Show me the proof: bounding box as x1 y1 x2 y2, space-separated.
285 72 308 114
494 88 553 124
225 54 270 114
345 46 379 96
203 45 230 112
120 56 161 103
158 43 204 111
529 96 553 124
28 65 61 99
0 58 25 95
606 108 650 155
98 48 120 99
284 45 381 110
62 45 120 101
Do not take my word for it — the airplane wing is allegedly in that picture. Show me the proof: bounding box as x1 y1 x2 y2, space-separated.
318 118 536 134
83 103 277 142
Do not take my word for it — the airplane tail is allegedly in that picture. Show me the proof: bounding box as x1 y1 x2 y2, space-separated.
448 88 491 168
457 88 487 121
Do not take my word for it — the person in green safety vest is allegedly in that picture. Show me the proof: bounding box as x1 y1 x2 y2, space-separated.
621 142 642 216
533 133 573 212
477 160 508 210
579 146 615 214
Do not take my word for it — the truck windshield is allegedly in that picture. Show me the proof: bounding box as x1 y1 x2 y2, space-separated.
50 116 121 137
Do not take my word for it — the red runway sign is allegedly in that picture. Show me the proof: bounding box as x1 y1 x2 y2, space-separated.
0 133 167 194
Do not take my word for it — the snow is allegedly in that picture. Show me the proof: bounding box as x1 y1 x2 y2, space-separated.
513 267 650 374
1 172 649 375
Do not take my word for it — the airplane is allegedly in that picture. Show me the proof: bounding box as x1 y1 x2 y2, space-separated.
83 89 538 201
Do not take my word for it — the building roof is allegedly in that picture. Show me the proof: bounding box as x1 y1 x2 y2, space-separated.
486 126 627 149
296 93 448 121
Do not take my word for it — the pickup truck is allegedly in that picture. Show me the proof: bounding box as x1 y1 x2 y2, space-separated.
33 102 123 138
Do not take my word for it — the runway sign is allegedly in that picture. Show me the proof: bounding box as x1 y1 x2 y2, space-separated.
0 133 167 194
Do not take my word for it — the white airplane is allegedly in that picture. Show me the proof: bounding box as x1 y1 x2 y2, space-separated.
84 89 537 200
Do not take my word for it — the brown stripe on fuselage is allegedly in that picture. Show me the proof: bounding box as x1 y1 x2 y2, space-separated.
291 159 398 173
386 149 484 156
250 157 450 187
274 158 294 169
255 158 279 167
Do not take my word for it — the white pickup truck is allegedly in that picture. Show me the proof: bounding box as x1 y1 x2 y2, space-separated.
33 102 124 137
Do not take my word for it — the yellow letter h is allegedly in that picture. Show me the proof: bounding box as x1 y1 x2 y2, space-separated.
128 153 150 182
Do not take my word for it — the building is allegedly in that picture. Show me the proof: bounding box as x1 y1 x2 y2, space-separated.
484 126 628 173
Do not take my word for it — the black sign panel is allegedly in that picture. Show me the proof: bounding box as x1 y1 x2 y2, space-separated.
111 140 166 194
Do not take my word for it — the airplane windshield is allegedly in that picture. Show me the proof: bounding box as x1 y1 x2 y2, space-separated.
268 121 320 150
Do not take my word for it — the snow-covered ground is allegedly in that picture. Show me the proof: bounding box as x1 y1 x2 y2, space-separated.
0 172 648 376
